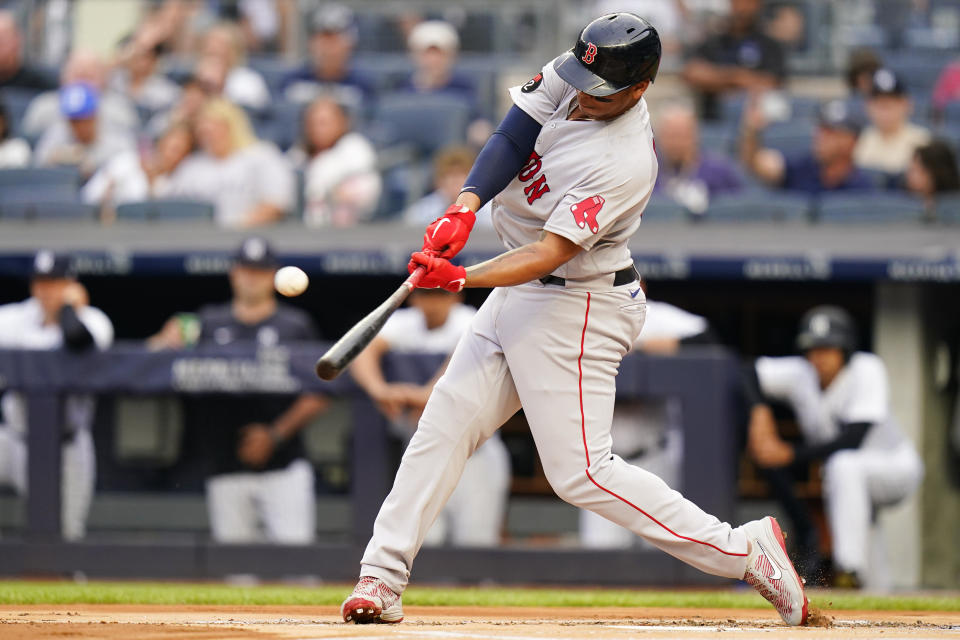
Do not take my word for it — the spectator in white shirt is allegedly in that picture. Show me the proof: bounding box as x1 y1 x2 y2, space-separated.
34 83 136 180
200 22 270 111
82 122 195 209
0 98 30 168
170 98 293 227
854 69 931 176
289 96 380 226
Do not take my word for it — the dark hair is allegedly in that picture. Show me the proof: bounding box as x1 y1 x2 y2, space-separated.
915 139 960 193
846 48 882 92
301 97 349 156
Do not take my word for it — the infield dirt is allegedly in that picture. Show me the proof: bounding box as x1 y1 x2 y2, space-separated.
1 605 958 639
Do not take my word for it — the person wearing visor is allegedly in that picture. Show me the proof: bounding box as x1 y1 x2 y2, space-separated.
342 13 808 627
0 251 113 540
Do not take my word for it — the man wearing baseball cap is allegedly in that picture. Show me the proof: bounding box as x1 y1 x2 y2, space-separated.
741 96 875 195
148 237 327 545
34 82 135 179
854 68 931 175
402 20 478 114
280 4 373 107
0 250 114 540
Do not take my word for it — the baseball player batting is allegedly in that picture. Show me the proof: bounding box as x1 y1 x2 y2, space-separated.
342 13 808 626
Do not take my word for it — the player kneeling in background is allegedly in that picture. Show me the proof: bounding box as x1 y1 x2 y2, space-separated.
350 288 510 548
745 306 923 588
0 251 114 540
343 13 808 627
149 237 327 544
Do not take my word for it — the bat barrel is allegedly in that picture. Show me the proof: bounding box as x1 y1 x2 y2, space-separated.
314 267 425 380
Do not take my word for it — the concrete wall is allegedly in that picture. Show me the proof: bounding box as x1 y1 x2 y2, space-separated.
873 283 925 589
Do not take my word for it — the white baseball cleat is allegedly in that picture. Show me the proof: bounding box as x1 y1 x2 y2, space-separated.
341 576 404 624
742 516 809 626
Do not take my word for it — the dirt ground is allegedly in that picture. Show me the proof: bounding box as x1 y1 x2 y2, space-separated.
0 605 957 640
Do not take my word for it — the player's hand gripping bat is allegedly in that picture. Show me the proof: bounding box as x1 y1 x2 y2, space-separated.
315 266 426 380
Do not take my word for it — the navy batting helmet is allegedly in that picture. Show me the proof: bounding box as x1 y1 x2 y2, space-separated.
553 13 661 97
796 306 858 354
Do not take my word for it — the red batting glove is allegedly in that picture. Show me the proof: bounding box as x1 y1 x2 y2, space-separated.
407 251 466 292
422 204 476 259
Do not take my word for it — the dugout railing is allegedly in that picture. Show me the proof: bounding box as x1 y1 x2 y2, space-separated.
0 344 741 585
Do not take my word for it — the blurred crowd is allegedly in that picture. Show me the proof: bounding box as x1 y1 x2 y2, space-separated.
2 0 960 226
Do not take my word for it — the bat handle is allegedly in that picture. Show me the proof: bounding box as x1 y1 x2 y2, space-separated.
404 265 426 290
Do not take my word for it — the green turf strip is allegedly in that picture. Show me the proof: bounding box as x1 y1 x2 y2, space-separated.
0 582 956 611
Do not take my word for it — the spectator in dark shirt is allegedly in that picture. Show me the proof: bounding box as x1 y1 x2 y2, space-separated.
653 102 742 214
148 237 327 544
682 0 786 120
280 4 374 110
0 10 57 92
741 97 874 195
401 20 477 111
401 20 491 146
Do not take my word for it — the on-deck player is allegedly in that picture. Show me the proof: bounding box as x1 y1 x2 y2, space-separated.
745 306 924 588
342 13 808 626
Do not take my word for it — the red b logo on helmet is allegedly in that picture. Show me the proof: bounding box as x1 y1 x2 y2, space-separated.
582 42 598 64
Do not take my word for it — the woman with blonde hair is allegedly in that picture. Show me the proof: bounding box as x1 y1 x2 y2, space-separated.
170 98 294 227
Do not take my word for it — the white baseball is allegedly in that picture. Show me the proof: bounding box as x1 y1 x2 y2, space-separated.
274 266 309 297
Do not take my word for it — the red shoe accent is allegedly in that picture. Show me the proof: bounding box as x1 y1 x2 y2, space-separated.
769 518 809 625
342 597 381 624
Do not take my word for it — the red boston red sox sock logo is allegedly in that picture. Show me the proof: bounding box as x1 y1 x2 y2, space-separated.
571 195 605 234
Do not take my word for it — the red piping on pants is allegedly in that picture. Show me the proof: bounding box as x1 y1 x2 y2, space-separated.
576 292 747 558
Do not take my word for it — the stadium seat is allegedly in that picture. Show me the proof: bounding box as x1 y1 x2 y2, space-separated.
816 192 926 223
0 167 81 190
247 56 297 98
456 55 500 119
719 94 819 127
762 121 814 156
373 92 471 158
704 191 811 222
0 200 97 221
886 52 949 95
941 101 960 126
353 54 413 92
0 183 77 205
699 123 735 155
1 86 41 139
933 194 960 223
115 199 214 222
837 24 888 49
904 26 959 50
262 101 305 151
641 197 688 223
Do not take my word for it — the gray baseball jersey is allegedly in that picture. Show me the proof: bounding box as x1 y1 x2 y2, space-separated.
491 56 657 280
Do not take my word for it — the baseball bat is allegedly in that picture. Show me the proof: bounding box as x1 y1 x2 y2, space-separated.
315 266 425 380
